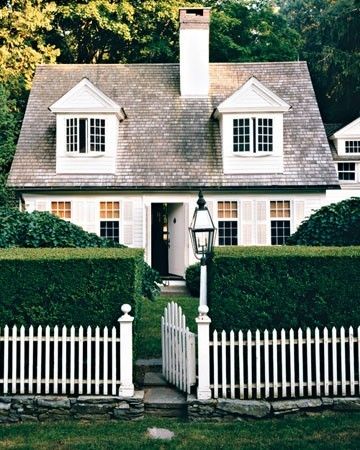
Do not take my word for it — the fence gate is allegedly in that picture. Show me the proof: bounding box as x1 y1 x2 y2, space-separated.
161 302 196 394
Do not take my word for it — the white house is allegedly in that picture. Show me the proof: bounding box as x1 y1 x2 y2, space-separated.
8 7 346 278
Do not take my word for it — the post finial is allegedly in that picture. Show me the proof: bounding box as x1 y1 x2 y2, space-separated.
197 189 206 210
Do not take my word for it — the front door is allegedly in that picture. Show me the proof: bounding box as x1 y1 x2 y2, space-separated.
151 204 168 276
168 203 185 277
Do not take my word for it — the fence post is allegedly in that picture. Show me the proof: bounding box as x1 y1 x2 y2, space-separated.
196 305 212 400
118 304 135 397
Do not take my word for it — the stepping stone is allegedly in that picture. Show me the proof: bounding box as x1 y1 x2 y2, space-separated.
147 427 175 440
144 372 168 387
144 387 186 418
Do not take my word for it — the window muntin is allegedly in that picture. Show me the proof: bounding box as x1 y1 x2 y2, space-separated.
218 201 238 245
338 162 356 181
66 118 106 154
270 200 291 245
233 117 273 154
100 201 120 243
345 141 360 154
51 201 71 219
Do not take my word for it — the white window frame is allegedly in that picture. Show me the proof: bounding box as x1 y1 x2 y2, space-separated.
345 140 360 154
270 200 291 245
65 116 106 156
233 117 274 155
337 162 358 183
99 201 121 243
217 200 239 246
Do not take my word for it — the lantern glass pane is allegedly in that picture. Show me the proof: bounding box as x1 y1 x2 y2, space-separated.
194 209 213 230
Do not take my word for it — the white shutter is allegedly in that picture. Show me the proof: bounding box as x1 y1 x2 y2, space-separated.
242 201 254 245
35 200 48 212
74 201 96 233
132 199 143 247
25 200 35 213
256 200 267 245
123 201 134 246
294 200 305 229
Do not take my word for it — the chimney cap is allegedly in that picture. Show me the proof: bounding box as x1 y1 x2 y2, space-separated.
179 7 211 28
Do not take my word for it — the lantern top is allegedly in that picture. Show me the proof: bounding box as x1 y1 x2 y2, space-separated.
197 189 206 210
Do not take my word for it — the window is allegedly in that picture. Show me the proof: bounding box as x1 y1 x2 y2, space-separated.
66 118 105 154
218 201 238 245
51 201 71 219
345 141 360 154
100 201 120 242
233 118 273 154
270 200 290 245
338 163 356 181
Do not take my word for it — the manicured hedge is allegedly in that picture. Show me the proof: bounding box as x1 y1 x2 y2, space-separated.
208 246 360 331
185 263 200 297
0 248 144 328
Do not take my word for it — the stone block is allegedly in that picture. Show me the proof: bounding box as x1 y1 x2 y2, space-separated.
36 397 71 409
333 397 360 411
217 400 271 418
76 396 118 404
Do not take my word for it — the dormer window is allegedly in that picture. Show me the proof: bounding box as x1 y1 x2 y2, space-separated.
66 118 106 154
233 117 273 154
345 140 360 153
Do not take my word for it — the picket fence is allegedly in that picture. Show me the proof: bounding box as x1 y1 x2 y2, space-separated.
0 304 134 397
161 302 196 394
209 325 360 400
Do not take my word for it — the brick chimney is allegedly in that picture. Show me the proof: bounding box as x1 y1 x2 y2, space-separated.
179 8 210 97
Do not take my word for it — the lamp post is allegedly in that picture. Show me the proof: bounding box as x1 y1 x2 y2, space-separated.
189 190 216 306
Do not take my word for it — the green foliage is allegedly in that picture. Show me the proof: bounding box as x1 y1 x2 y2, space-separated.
209 0 301 63
185 263 200 297
287 198 360 246
0 207 123 248
0 248 144 327
208 246 360 331
142 262 162 301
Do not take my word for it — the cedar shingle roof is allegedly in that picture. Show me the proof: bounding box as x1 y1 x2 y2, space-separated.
8 62 339 190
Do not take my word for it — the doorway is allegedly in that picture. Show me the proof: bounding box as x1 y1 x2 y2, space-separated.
151 203 185 278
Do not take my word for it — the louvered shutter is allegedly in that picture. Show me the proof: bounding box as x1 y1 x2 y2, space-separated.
74 201 96 233
256 200 267 245
123 201 134 246
294 200 305 229
35 200 48 212
242 201 254 245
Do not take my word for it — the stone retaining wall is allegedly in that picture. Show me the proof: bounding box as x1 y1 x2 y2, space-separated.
187 396 360 421
0 392 144 423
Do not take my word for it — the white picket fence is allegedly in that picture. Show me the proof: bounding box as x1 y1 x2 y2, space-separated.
161 302 196 394
209 326 360 400
0 304 134 397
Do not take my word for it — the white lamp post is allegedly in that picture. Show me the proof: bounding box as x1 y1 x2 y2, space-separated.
189 190 216 306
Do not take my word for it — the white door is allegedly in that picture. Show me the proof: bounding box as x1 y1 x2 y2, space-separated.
168 203 185 277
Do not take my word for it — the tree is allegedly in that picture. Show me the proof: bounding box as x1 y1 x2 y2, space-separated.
281 0 360 122
207 0 301 62
0 0 59 87
287 197 360 246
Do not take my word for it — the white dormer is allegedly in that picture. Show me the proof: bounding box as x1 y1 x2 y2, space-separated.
331 117 360 156
214 77 291 174
49 78 124 174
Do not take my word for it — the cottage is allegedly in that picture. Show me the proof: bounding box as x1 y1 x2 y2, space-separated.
8 7 350 278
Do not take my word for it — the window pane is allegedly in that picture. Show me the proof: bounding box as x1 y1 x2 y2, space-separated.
90 118 106 152
233 118 250 152
100 221 119 243
99 201 120 219
51 201 71 219
345 141 360 154
338 163 356 181
257 118 273 152
218 201 237 219
66 118 78 152
271 220 290 245
270 200 290 218
218 221 238 245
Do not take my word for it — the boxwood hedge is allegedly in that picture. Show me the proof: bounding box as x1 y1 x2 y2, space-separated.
208 246 360 331
0 248 144 328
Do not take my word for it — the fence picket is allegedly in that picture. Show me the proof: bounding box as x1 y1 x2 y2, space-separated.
20 326 25 394
3 326 9 394
87 326 92 394
340 327 346 396
264 329 269 398
221 330 227 398
281 329 287 398
70 326 75 394
213 330 218 399
37 326 42 394
29 326 34 394
45 326 50 394
238 330 244 399
315 327 321 396
78 326 83 395
230 330 235 399
103 326 108 395
323 327 329 396
111 326 117 396
247 330 252 399
306 328 312 396
12 326 17 394
53 326 58 394
332 327 338 396
349 327 354 396
272 329 278 399
289 328 295 397
95 327 100 395
61 326 66 394
298 328 303 397
255 330 261 399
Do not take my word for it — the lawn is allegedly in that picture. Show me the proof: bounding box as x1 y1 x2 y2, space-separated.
136 295 198 359
0 414 359 449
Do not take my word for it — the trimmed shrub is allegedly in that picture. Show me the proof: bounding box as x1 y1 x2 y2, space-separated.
208 246 360 331
0 207 124 248
142 262 162 301
0 248 144 328
185 263 200 297
288 197 360 246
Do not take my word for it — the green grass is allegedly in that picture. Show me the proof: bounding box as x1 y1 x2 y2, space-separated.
137 296 198 359
0 414 359 449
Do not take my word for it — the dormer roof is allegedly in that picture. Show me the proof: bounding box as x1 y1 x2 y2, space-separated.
49 78 125 120
330 117 360 140
215 76 291 115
